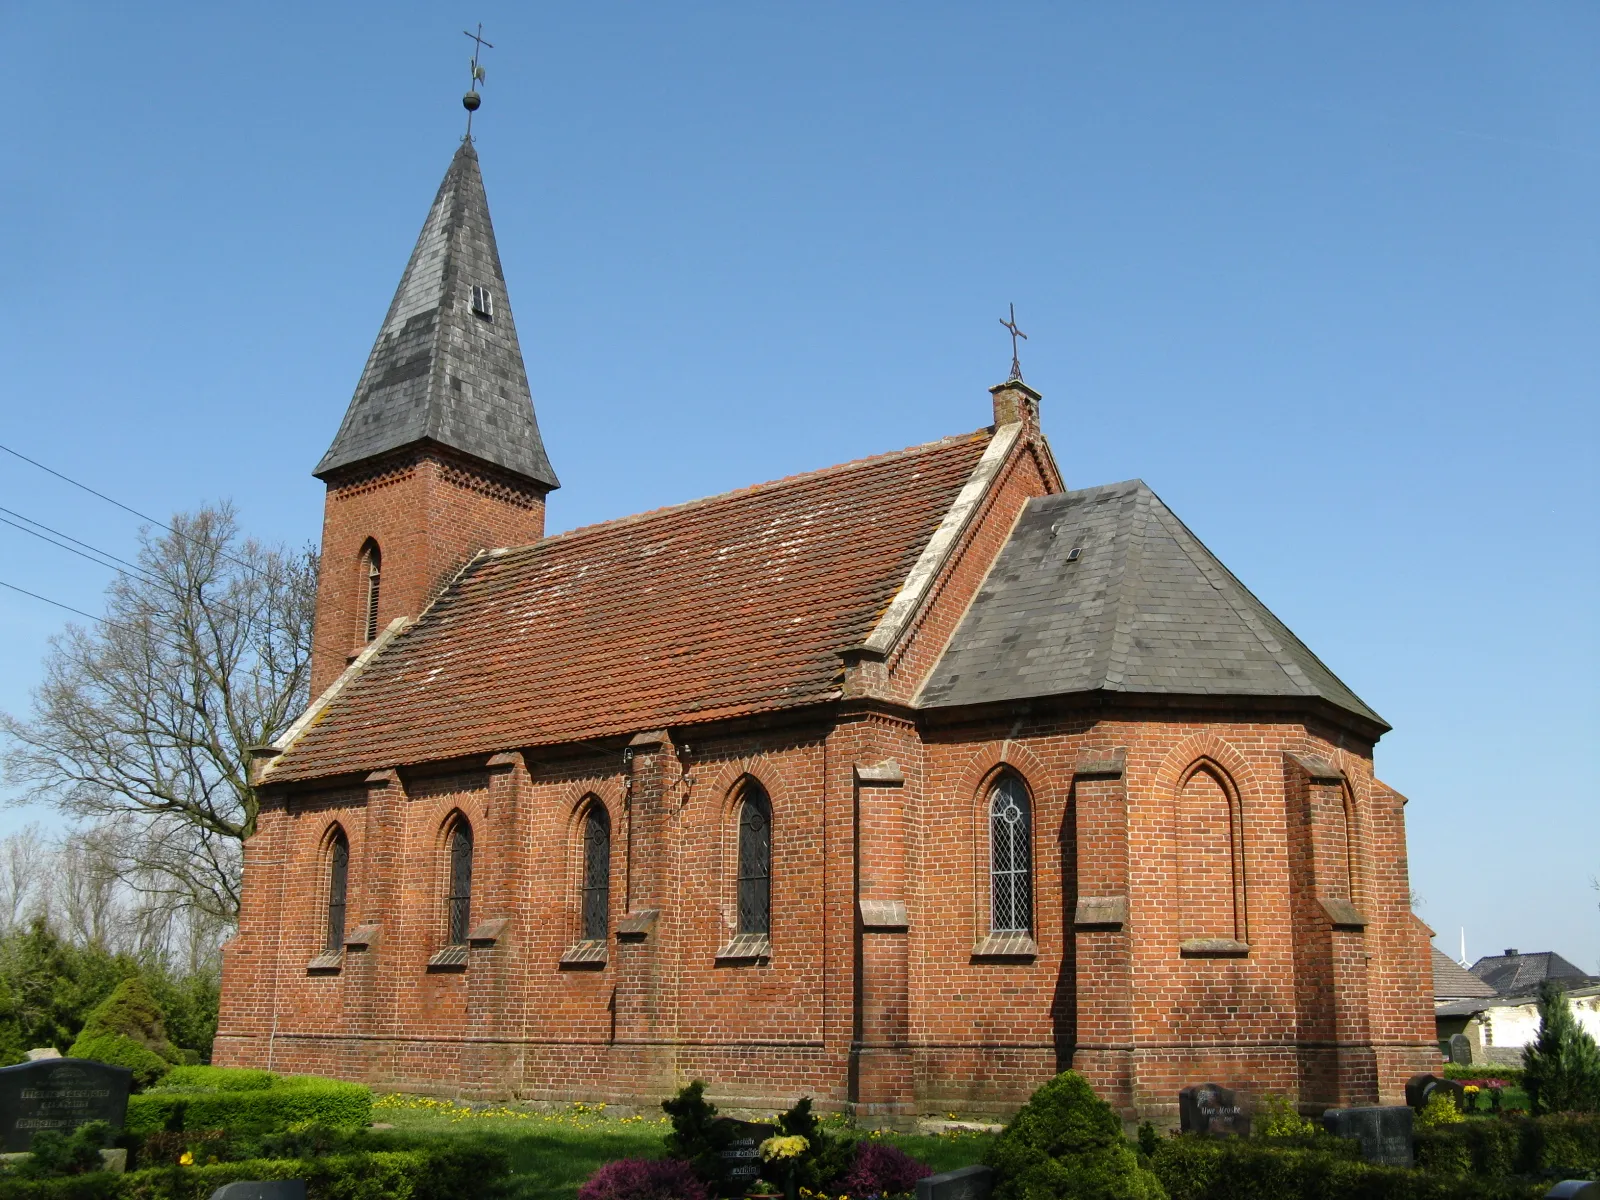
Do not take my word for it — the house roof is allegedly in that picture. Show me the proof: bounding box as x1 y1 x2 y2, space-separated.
315 138 558 488
918 480 1386 731
1433 947 1498 1001
267 431 992 783
1470 950 1598 996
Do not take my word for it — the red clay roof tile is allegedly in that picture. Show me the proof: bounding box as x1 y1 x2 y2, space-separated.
269 431 992 782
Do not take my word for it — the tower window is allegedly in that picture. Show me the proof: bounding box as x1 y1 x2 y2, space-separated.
470 285 494 319
361 542 381 643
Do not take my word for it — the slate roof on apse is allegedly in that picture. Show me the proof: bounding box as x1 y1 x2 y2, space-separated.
1470 951 1598 996
314 139 559 487
269 432 991 783
1432 947 1499 1001
920 479 1386 729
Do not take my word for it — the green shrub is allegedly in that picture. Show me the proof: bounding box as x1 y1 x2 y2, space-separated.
0 1176 123 1200
1414 1112 1600 1177
71 979 180 1066
661 1080 730 1187
1254 1095 1317 1139
149 1066 275 1092
125 1077 372 1136
1150 1136 1548 1200
15 1123 113 1178
65 1035 169 1091
1415 1092 1466 1129
1523 980 1600 1115
774 1096 857 1192
1443 1065 1525 1087
984 1071 1165 1199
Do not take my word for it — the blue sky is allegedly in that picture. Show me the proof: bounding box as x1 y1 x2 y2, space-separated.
1 4 1595 969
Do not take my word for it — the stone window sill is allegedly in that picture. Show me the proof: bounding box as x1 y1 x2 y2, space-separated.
426 943 469 972
306 952 343 975
559 939 608 969
715 933 771 964
1180 938 1251 958
971 932 1038 961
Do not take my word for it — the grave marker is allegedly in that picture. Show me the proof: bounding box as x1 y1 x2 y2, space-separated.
1177 1083 1251 1137
1322 1105 1413 1166
0 1058 131 1152
711 1117 774 1195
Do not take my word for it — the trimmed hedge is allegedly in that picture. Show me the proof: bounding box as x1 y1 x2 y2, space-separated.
1442 1065 1526 1087
1414 1113 1600 1177
1149 1137 1547 1200
0 1144 510 1200
126 1073 372 1135
65 1037 169 1091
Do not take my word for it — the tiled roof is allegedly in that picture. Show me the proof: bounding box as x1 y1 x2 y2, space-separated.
919 480 1386 730
1433 947 1498 1000
315 139 559 488
269 432 992 783
1470 951 1598 996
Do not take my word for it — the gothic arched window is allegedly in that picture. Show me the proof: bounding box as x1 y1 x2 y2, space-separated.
446 817 473 945
736 784 772 936
989 774 1032 934
361 541 382 643
325 827 349 955
581 802 610 941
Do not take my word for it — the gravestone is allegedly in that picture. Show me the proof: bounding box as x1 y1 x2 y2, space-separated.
210 1184 308 1200
915 1164 994 1200
1545 1183 1600 1200
1322 1105 1413 1167
712 1117 774 1195
1449 1033 1473 1065
1177 1083 1251 1137
0 1058 132 1152
1404 1073 1465 1112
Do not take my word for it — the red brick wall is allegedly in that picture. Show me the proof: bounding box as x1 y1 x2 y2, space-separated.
309 449 548 695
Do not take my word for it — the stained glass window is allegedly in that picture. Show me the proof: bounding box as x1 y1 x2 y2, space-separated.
447 819 473 945
326 829 348 954
989 775 1032 934
737 785 771 936
582 803 610 940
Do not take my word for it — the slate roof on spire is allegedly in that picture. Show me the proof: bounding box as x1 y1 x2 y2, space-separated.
315 139 558 487
920 479 1387 732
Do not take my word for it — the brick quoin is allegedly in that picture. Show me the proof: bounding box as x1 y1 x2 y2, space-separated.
216 143 1437 1127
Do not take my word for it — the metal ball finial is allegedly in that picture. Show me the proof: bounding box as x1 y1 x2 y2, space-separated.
463 91 481 113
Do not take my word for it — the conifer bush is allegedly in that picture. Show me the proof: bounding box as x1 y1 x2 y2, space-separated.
984 1071 1166 1200
1523 980 1600 1114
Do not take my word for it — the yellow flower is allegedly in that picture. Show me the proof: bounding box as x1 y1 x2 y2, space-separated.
759 1134 809 1162
178 1151 194 1166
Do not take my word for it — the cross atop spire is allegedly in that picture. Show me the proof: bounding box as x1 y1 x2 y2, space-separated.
999 303 1028 382
461 24 492 136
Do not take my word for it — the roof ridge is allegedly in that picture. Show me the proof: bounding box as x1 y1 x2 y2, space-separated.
487 429 992 560
1100 483 1149 690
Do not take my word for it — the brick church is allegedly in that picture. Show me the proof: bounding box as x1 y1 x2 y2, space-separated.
215 132 1438 1123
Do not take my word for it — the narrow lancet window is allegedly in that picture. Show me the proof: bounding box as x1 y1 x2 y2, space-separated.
581 803 610 941
989 774 1033 934
736 784 772 936
325 829 348 954
447 818 473 945
361 541 382 643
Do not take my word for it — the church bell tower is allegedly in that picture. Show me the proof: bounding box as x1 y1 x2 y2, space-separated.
308 135 558 695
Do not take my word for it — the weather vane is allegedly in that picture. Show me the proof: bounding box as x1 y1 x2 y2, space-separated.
999 303 1028 382
462 24 493 137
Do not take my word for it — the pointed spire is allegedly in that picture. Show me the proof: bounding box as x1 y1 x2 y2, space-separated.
315 139 559 489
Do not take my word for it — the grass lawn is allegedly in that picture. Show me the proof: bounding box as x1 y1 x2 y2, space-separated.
374 1095 992 1200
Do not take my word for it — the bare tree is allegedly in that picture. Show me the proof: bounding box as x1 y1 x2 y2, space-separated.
0 825 48 931
1 503 316 921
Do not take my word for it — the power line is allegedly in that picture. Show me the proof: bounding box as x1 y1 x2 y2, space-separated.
0 577 106 625
0 440 279 581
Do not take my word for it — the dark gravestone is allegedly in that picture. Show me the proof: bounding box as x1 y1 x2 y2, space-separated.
0 1058 131 1152
1322 1106 1413 1167
1449 1033 1473 1065
210 1185 308 1200
916 1164 994 1200
1177 1083 1251 1137
712 1117 774 1194
1404 1073 1465 1112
